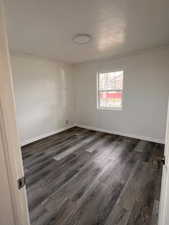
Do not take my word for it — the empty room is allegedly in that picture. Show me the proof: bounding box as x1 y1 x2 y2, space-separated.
1 0 169 225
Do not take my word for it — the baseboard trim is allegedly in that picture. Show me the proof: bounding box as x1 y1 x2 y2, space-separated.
21 125 75 146
76 124 165 144
21 124 165 146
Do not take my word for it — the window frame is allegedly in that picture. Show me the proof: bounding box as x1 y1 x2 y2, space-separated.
97 71 124 111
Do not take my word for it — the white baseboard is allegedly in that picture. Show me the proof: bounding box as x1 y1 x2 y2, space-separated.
21 124 164 146
21 125 75 146
76 124 164 144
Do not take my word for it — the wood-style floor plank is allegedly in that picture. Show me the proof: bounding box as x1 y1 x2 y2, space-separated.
22 127 164 225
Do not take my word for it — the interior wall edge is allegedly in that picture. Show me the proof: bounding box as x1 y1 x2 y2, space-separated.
10 50 74 66
74 45 169 66
21 125 75 147
76 124 165 144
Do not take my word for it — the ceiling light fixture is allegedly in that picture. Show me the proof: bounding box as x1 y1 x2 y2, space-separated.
73 34 92 44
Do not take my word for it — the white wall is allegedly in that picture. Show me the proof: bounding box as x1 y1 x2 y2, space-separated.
11 53 75 145
74 48 169 143
11 48 169 145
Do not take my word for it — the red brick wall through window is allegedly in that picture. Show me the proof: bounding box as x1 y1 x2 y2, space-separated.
101 92 122 99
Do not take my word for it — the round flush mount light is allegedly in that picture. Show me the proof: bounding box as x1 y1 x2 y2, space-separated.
73 34 92 44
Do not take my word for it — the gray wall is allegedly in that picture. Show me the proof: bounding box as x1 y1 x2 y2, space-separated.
11 53 75 145
74 48 169 143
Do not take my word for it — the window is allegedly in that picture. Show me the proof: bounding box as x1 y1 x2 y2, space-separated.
97 71 124 109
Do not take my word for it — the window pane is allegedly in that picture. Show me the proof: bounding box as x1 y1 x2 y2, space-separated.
99 71 123 91
99 91 122 108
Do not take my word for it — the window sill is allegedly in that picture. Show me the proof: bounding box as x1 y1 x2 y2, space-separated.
97 107 122 111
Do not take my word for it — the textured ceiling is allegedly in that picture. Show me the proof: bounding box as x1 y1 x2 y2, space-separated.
4 0 169 63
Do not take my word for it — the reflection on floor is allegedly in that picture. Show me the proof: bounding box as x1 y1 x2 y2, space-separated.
22 127 164 225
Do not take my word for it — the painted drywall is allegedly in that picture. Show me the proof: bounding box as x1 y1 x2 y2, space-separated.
74 48 169 143
11 53 75 145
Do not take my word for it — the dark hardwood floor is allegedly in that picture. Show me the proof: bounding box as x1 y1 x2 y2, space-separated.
22 127 164 225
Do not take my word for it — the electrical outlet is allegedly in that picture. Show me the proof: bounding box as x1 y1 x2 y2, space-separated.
65 120 69 125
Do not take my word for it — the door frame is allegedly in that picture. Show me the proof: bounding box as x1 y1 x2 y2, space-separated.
0 1 30 224
158 99 169 225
